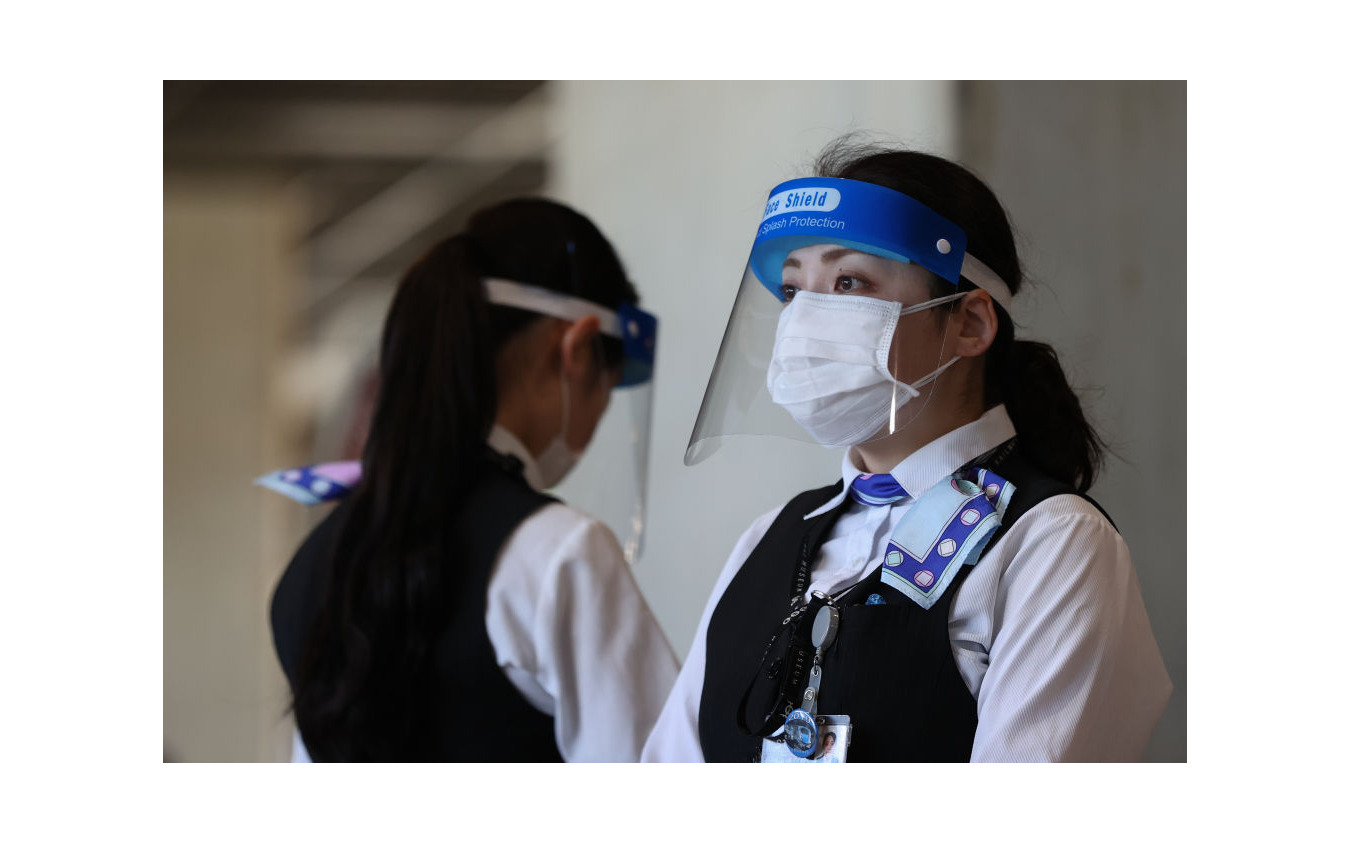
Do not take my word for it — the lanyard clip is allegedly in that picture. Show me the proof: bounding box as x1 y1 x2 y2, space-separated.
811 588 839 608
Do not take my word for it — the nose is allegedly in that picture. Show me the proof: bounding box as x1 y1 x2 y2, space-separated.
798 266 835 295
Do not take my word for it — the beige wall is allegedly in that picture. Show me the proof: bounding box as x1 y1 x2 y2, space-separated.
163 173 305 762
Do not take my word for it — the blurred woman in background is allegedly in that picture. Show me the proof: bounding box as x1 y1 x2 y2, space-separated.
269 198 676 762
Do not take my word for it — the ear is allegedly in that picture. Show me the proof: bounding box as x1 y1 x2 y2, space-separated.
952 289 999 358
559 314 603 377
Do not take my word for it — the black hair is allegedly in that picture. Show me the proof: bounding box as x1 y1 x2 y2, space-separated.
291 198 636 761
816 141 1105 491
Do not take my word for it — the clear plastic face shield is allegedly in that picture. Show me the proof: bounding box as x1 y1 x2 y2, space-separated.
685 177 1012 465
491 280 658 565
256 279 658 564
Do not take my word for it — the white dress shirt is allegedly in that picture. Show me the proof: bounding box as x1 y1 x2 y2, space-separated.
641 405 1171 762
292 425 678 762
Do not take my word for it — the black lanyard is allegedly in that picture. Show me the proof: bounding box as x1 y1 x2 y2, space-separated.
735 593 830 738
735 493 849 739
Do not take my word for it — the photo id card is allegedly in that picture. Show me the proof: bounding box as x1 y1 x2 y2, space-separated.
760 715 850 763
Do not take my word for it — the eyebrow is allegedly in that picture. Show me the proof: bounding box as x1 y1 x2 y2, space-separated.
781 247 863 270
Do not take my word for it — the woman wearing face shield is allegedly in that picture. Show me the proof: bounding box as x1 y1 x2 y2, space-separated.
643 146 1171 763
265 198 677 762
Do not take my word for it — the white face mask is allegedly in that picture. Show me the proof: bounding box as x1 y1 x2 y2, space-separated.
766 290 965 448
536 374 582 488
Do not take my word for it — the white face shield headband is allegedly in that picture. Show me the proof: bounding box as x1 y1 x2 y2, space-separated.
685 176 1012 465
480 278 656 388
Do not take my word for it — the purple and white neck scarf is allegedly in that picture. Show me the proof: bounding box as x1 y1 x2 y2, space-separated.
877 467 1015 610
253 461 361 505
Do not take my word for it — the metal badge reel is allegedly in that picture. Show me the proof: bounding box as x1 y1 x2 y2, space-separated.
811 602 839 651
785 601 841 758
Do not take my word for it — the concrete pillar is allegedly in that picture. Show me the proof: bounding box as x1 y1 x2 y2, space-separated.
164 172 306 761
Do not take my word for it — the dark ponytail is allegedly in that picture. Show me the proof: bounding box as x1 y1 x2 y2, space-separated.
816 141 1104 492
292 199 636 761
993 340 1104 491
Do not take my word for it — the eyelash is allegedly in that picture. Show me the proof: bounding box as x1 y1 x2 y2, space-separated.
782 274 871 301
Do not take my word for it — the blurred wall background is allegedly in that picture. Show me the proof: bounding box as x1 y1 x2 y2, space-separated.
958 81 1186 762
163 80 1184 762
163 172 303 762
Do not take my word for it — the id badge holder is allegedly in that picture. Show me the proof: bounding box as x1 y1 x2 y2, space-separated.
760 715 851 763
758 598 851 763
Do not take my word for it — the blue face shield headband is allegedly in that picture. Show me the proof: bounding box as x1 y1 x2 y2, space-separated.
482 278 657 387
748 177 1013 312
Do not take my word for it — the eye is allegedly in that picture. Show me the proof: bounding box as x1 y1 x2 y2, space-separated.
835 274 870 294
782 285 799 302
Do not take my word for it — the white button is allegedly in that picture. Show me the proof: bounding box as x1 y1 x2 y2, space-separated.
936 238 951 254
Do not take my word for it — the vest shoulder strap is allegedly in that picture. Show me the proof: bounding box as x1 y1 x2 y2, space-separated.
978 443 1117 560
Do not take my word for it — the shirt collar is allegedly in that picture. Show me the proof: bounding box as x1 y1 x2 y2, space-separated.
487 424 545 491
801 404 1017 520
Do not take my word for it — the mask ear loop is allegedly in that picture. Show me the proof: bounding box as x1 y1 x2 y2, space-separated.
559 364 571 451
880 293 964 438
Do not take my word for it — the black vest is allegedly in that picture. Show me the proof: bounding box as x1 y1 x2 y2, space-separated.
270 453 565 761
698 441 1111 762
